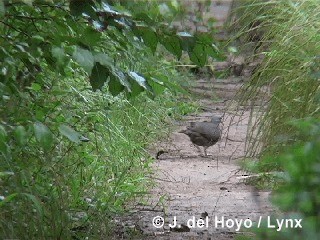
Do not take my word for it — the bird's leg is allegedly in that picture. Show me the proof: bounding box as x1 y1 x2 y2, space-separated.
194 144 203 155
203 147 209 158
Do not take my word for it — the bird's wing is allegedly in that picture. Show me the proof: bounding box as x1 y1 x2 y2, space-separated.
189 125 221 141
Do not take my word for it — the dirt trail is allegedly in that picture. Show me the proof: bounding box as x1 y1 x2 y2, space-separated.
115 2 274 239
133 75 273 239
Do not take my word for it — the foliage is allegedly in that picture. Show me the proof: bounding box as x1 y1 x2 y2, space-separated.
1 72 192 238
239 117 320 240
0 0 216 238
0 0 220 95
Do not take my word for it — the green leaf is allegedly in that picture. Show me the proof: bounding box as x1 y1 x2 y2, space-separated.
110 68 131 93
147 77 165 95
32 35 45 42
59 124 82 143
127 81 143 98
128 71 152 92
0 0 5 18
134 13 154 25
108 75 125 96
33 122 53 151
90 63 110 91
126 79 143 97
14 126 27 146
81 27 102 46
35 109 45 121
177 32 195 52
195 32 213 45
94 52 113 66
189 43 207 67
30 83 41 92
72 47 94 74
154 74 187 94
140 28 158 53
69 0 97 19
126 72 152 97
161 35 182 59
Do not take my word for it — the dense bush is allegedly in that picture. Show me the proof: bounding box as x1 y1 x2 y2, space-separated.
0 0 219 238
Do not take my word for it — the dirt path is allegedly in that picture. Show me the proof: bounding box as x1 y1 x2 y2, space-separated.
130 75 273 240
113 2 273 239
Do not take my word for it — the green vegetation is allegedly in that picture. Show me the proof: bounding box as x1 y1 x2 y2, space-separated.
0 0 217 238
239 117 320 240
232 0 320 168
231 0 320 239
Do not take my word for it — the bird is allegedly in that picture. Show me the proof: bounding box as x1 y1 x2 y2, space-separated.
179 116 222 157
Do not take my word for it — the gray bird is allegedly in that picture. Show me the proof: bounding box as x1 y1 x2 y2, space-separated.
179 116 222 157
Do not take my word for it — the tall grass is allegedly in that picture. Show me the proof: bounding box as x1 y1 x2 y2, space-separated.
231 0 320 170
228 1 320 239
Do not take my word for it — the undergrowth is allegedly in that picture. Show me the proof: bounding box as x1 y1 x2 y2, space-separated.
0 34 198 240
230 0 320 171
230 1 320 239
